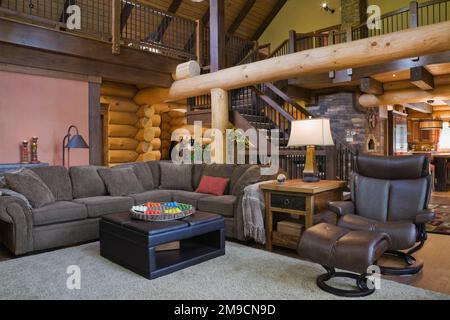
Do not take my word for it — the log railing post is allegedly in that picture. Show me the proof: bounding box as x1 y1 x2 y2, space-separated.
196 19 203 67
288 29 297 54
345 26 352 43
409 1 419 28
211 88 229 164
112 0 121 55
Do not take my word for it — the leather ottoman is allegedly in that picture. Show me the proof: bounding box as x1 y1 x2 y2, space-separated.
298 223 391 297
100 211 225 279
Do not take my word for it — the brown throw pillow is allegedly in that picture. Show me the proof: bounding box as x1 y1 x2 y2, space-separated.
98 167 144 196
5 169 55 208
159 162 193 191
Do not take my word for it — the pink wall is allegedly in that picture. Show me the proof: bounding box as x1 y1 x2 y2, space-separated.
0 71 90 166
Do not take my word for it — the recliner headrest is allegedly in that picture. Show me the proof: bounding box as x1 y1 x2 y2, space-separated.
355 154 429 180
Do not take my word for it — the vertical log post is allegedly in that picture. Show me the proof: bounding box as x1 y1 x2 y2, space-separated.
196 19 203 67
211 88 228 163
112 0 121 55
410 1 419 28
288 30 297 54
210 0 226 72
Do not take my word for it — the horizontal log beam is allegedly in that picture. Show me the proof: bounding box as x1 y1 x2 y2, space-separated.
359 84 450 108
360 77 384 95
405 103 432 114
167 21 450 101
410 66 435 90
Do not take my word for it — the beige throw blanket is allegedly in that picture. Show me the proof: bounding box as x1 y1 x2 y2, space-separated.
242 180 275 244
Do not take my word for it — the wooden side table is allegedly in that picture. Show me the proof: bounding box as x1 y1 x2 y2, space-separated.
261 180 346 250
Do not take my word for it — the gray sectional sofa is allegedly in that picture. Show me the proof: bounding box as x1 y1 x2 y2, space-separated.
0 161 274 256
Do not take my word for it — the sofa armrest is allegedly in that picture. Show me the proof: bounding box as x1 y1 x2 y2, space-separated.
328 201 355 216
0 196 34 255
415 210 435 224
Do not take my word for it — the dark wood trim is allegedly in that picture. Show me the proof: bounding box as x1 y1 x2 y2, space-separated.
89 81 103 165
0 63 100 82
120 2 134 32
251 0 287 40
0 42 173 87
411 66 435 90
0 18 181 74
209 0 226 72
227 0 256 34
149 0 182 42
360 77 384 95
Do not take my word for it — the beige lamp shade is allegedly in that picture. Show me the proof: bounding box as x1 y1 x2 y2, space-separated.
287 118 334 147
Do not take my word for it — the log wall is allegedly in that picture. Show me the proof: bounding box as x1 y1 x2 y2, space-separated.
101 82 139 167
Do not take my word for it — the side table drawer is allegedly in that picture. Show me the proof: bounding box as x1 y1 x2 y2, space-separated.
271 194 306 211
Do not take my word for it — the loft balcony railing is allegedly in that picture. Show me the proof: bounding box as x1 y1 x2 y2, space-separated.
0 0 198 60
352 0 450 40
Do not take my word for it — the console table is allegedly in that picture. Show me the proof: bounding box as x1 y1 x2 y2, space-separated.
0 163 49 174
261 180 346 250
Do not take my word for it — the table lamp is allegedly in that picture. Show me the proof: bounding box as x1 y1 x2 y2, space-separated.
62 125 89 168
287 118 334 182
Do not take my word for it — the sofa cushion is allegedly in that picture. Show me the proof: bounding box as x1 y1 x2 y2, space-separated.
98 167 144 196
130 190 173 204
230 165 251 192
171 190 211 208
196 176 230 196
115 162 155 190
32 201 88 226
198 195 237 217
31 166 73 201
192 164 206 189
160 162 193 191
74 196 134 218
231 165 263 196
70 166 107 199
147 161 163 188
5 169 55 208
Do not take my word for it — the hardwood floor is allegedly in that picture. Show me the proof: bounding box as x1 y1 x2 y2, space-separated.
380 233 450 296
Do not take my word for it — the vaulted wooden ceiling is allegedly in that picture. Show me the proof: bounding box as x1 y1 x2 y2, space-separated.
137 0 287 40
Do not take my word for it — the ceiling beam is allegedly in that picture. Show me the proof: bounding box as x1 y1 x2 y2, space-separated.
227 0 256 35
251 0 287 40
149 0 182 42
405 103 433 113
360 85 450 108
360 77 384 95
411 66 435 90
120 2 134 33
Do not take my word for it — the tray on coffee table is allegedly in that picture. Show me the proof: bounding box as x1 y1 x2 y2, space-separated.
131 202 195 222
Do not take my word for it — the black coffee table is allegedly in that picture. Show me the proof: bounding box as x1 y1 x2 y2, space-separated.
100 211 225 279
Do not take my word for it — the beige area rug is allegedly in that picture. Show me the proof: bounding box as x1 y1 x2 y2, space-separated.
0 241 448 300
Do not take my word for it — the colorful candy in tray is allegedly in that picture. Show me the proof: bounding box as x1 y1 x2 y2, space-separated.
130 202 195 222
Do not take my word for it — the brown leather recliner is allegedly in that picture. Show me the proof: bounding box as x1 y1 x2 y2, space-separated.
329 154 435 275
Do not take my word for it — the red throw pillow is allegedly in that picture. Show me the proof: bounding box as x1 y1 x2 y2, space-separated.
196 176 230 196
